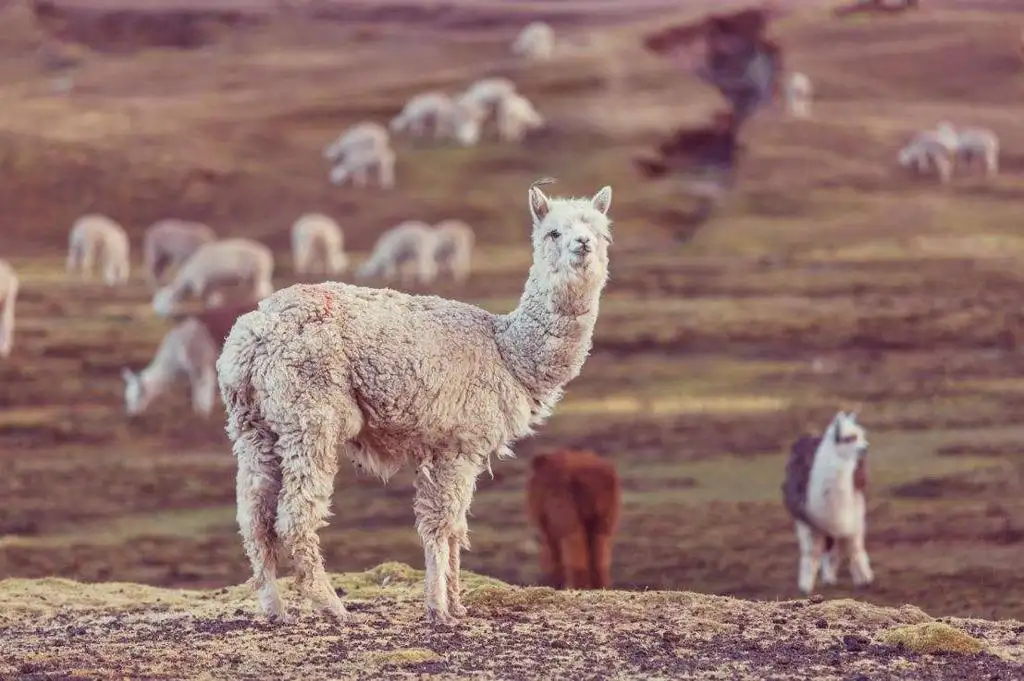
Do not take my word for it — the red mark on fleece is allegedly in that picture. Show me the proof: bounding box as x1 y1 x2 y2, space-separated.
299 284 334 316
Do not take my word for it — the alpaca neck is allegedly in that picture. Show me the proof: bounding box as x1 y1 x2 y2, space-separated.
498 263 603 401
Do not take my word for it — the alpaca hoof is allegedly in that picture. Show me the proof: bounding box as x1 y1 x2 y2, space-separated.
324 604 351 623
449 603 467 618
267 611 295 625
426 608 459 626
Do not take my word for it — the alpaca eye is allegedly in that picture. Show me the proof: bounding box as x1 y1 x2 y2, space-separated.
546 230 560 240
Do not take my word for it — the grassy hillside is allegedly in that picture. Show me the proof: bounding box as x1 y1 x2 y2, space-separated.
0 0 1022 633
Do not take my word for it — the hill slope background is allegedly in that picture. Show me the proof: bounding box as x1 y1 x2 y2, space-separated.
0 3 1023 672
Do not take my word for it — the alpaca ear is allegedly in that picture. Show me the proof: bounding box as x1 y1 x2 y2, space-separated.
529 186 550 223
591 186 612 215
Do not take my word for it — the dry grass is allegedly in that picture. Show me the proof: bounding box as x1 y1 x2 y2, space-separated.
0 2 1023 677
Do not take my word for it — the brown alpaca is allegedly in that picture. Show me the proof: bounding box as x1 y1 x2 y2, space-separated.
526 450 621 590
634 109 743 179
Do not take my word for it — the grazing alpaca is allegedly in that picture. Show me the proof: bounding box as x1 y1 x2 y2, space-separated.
217 180 613 625
152 238 274 317
143 218 217 286
953 125 1000 178
291 213 347 277
329 144 396 189
122 302 255 416
323 121 390 162
432 219 474 284
355 221 438 286
898 136 954 184
785 72 812 118
390 92 485 147
512 21 555 61
0 259 19 358
496 92 545 142
66 214 131 286
526 449 621 590
782 411 872 595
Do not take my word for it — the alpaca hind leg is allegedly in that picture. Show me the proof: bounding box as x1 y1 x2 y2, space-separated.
796 521 825 595
536 523 564 589
559 530 591 589
819 536 839 586
274 417 348 623
231 415 287 622
588 530 614 589
847 532 874 587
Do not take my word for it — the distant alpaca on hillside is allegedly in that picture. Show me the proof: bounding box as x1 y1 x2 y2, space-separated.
122 302 255 416
217 180 613 625
66 214 131 286
785 72 812 118
143 218 217 286
291 213 347 277
526 449 621 590
782 411 872 595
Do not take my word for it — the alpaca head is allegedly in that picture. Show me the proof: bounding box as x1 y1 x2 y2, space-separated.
152 286 176 317
824 411 868 463
528 181 613 292
121 367 153 415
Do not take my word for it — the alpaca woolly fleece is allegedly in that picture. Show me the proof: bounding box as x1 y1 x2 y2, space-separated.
217 182 613 626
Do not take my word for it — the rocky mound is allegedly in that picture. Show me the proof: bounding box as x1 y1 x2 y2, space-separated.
1 563 1020 680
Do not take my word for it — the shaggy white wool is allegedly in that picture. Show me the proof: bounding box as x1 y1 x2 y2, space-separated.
217 181 613 626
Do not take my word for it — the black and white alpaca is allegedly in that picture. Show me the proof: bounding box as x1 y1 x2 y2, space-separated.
782 411 872 595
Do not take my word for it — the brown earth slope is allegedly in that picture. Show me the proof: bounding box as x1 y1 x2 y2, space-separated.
0 0 1023 643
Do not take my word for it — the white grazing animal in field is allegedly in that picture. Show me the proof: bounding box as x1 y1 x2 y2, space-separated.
152 238 275 317
0 259 18 358
785 72 812 118
355 221 438 286
952 125 999 177
123 302 254 416
512 21 556 61
143 219 217 286
291 213 347 277
432 219 475 283
66 214 130 286
497 92 545 142
217 180 613 625
389 91 485 146
323 121 390 162
456 77 518 135
782 411 872 595
898 135 954 184
329 144 396 189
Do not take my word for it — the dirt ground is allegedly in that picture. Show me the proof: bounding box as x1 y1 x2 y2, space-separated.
1 564 1022 680
0 1 1023 671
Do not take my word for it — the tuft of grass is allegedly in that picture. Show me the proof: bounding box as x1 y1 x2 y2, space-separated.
363 648 443 667
876 622 987 655
463 584 568 612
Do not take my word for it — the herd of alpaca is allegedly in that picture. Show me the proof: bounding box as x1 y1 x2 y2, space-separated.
323 22 553 190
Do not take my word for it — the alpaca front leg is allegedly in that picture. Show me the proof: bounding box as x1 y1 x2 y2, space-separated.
847 532 874 587
446 524 468 618
795 521 825 595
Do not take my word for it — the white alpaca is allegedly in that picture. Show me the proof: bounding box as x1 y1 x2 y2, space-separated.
355 221 438 285
782 411 872 595
66 214 130 286
785 72 812 118
291 213 347 277
152 238 274 317
217 181 613 625
329 144 396 189
898 136 954 184
456 77 518 137
432 219 475 283
122 302 253 416
322 121 390 162
0 259 18 358
953 126 999 177
496 92 545 142
512 21 555 61
143 218 217 286
389 92 485 146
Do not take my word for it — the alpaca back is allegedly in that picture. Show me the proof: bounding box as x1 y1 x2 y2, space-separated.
528 450 620 538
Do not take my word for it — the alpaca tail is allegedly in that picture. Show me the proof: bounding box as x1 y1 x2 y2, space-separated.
217 312 283 600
